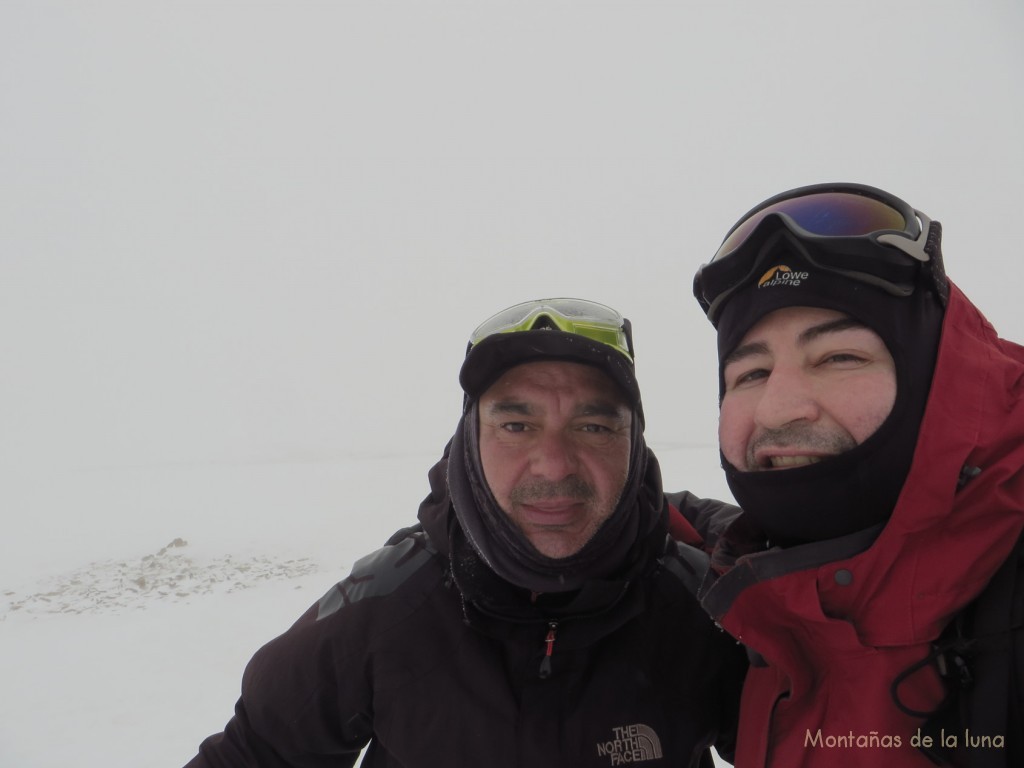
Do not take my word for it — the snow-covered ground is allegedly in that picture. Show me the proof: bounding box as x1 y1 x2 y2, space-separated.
0 455 431 767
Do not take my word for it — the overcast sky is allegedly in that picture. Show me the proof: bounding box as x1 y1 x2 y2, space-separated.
3 0 1023 503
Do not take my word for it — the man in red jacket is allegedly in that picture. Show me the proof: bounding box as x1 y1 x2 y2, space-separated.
689 183 1024 767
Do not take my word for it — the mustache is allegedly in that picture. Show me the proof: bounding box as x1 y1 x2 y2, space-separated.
746 424 856 469
508 477 595 505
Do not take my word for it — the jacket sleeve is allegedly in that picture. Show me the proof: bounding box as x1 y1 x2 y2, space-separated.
666 490 741 552
184 598 373 768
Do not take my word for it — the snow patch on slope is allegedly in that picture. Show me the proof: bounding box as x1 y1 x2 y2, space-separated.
2 538 319 618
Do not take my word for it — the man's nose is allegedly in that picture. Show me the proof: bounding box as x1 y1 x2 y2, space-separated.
753 367 821 430
529 430 579 480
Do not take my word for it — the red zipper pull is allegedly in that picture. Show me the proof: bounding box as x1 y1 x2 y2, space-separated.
539 621 558 679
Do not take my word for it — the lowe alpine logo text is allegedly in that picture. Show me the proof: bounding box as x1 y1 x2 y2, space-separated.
758 264 810 288
596 724 663 764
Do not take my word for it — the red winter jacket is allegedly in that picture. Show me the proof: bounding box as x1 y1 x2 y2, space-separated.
700 283 1024 767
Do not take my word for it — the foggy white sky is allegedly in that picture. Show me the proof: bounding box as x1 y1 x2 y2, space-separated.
2 0 1023 493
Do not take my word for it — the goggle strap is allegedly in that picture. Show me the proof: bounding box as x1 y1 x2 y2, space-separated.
877 212 948 305
924 219 949 306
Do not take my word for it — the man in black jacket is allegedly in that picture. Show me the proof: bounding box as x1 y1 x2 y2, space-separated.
186 298 745 768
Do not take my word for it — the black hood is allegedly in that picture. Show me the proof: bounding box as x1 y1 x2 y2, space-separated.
713 224 947 546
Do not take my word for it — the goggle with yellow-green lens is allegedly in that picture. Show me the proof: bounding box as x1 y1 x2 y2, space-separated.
468 298 634 362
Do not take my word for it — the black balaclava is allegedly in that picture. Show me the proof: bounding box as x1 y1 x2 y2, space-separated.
447 325 665 594
712 225 947 546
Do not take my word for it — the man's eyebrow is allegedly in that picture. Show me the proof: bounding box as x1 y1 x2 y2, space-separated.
723 341 768 369
798 317 867 345
577 401 629 419
485 401 533 416
482 400 628 419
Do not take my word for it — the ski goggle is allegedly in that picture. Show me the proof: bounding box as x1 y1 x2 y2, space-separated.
693 183 935 324
469 298 634 362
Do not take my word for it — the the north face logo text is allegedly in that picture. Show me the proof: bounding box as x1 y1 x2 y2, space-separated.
758 264 809 288
596 724 663 764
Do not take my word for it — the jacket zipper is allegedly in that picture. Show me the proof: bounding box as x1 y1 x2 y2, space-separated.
538 621 558 679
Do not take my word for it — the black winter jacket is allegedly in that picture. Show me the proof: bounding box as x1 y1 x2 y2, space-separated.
187 459 745 768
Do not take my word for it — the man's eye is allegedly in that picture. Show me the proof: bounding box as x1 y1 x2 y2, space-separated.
500 422 527 433
580 423 612 434
731 368 769 387
821 353 865 365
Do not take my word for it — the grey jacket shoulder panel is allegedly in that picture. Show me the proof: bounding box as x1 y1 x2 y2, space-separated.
661 537 711 597
666 490 741 550
317 531 440 621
